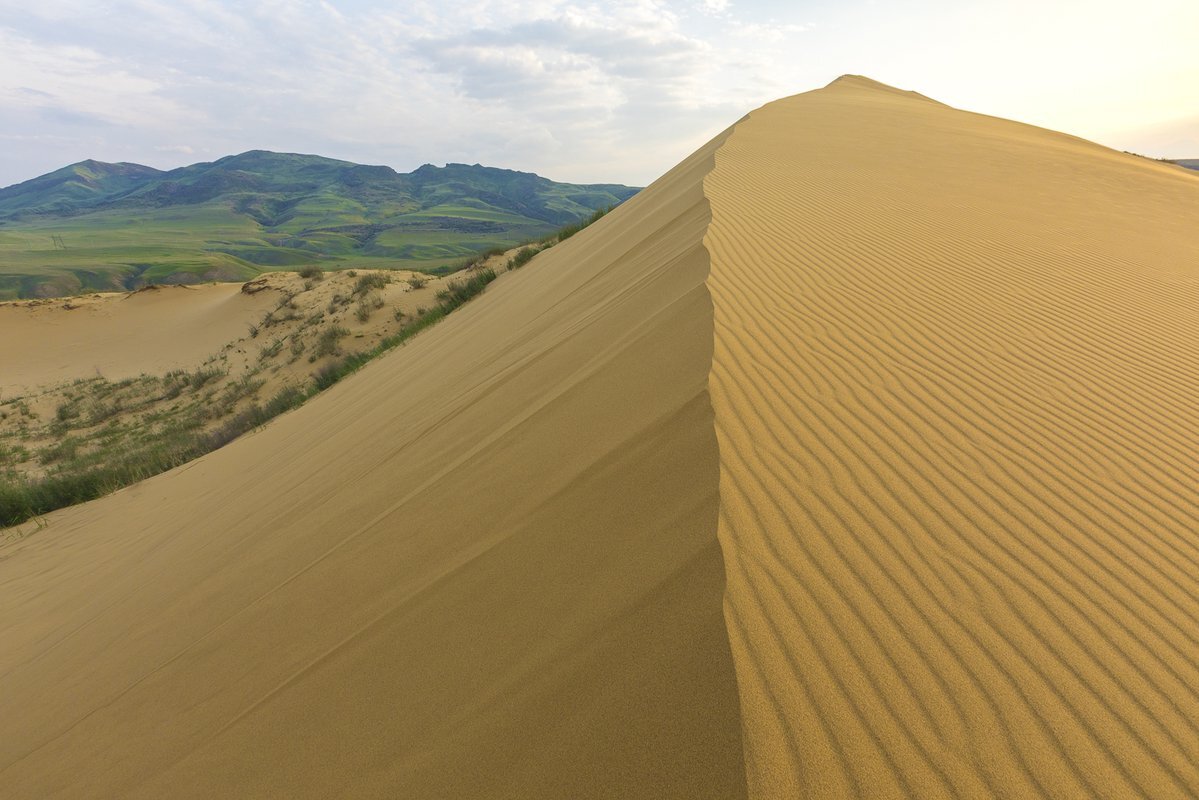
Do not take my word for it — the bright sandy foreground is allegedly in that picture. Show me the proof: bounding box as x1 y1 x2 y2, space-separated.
1 76 1197 797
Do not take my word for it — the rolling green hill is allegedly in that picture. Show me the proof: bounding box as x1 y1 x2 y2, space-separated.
0 160 162 217
0 152 638 298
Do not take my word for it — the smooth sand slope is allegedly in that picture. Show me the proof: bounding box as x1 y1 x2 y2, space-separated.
0 284 274 395
707 76 1199 798
3 76 1199 798
0 134 746 796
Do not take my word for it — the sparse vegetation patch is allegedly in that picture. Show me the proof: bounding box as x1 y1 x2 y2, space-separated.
507 246 540 270
307 267 497 392
353 273 390 294
1 206 605 528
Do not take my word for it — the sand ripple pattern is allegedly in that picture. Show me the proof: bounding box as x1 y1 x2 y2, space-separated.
705 77 1199 799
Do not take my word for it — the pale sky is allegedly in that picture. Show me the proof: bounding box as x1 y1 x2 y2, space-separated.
1 0 1196 188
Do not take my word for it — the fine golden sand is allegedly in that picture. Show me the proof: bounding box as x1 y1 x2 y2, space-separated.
2 76 1198 797
707 76 1199 798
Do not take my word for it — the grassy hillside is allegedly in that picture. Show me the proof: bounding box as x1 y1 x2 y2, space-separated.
0 152 638 298
0 161 162 218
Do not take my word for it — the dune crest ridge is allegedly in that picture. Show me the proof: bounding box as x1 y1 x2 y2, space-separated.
705 78 1199 797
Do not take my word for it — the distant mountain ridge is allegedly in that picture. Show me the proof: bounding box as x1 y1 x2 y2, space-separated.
0 160 163 217
0 151 635 225
0 151 639 298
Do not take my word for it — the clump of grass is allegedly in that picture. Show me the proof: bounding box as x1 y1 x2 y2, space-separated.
189 366 225 390
38 436 80 465
298 265 323 280
352 291 381 321
434 268 497 310
354 273 390 294
85 397 124 426
313 325 349 358
312 359 355 391
355 292 385 322
161 370 189 400
215 374 264 410
550 205 611 243
258 338 284 361
0 442 30 464
55 400 82 423
507 246 539 270
406 275 427 290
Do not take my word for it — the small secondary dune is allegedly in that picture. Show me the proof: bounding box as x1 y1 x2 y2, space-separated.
1 75 1198 798
0 284 274 395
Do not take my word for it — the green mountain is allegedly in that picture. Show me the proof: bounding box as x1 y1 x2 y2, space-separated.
0 151 638 298
0 160 163 218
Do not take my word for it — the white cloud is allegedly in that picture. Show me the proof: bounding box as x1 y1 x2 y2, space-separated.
0 0 811 186
729 21 809 43
0 28 186 128
25 0 1194 189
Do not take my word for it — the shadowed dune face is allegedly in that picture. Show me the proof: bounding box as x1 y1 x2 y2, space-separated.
0 132 746 797
3 75 1199 799
707 76 1199 797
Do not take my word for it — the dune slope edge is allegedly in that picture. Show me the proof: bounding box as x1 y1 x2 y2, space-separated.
0 132 746 796
706 76 1199 798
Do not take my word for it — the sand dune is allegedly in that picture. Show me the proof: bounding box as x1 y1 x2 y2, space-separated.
707 76 1199 798
0 125 745 798
0 284 280 396
2 75 1198 797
